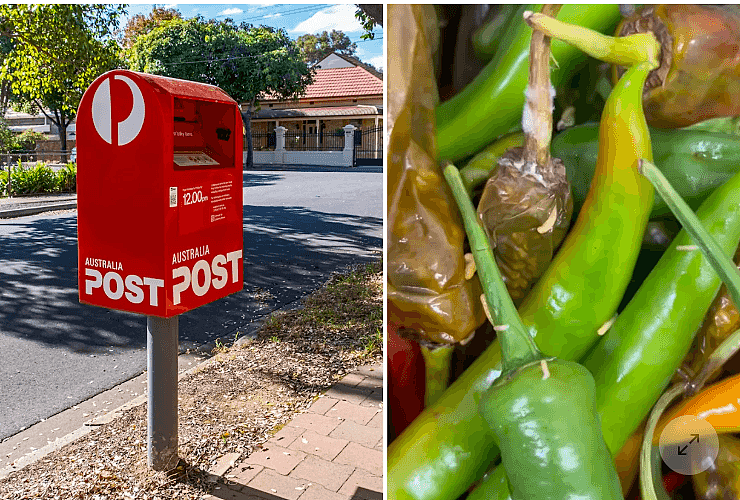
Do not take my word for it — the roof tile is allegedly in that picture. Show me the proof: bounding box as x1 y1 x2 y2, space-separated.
261 67 382 102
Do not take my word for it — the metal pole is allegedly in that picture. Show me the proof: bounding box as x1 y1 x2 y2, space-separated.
147 315 179 471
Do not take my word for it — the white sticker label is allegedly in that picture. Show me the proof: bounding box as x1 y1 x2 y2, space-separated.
169 186 177 207
173 152 219 166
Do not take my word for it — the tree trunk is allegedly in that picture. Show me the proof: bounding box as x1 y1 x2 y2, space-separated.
59 108 68 163
241 103 254 170
40 105 71 163
0 81 10 116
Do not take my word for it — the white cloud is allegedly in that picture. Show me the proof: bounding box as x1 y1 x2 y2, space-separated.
218 8 243 17
247 5 274 14
263 13 282 19
367 55 384 71
290 4 363 34
164 4 177 9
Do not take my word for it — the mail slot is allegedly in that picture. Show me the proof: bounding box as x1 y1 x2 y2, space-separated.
76 69 244 317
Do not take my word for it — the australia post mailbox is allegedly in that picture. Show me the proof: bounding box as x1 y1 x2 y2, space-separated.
76 70 244 318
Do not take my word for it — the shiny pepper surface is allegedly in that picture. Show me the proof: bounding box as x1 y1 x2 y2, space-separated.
388 40 657 500
436 4 621 162
552 124 740 218
581 164 740 455
481 359 623 500
617 5 740 128
387 5 485 344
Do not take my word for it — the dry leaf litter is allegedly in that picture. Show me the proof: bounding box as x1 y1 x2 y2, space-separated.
0 260 382 500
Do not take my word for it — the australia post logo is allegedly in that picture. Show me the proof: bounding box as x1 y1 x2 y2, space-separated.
91 74 145 146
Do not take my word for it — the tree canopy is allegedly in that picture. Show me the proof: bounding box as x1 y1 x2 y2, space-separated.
355 5 383 40
121 6 182 49
128 16 314 167
0 4 124 151
295 30 357 66
129 17 314 105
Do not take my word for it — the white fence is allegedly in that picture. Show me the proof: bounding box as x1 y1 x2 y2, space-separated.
249 125 356 167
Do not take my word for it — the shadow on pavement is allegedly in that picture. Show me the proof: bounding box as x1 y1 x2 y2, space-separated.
194 462 382 500
242 172 284 188
0 204 381 353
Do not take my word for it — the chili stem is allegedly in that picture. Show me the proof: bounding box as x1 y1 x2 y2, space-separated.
420 344 454 407
443 162 541 373
640 384 685 500
524 11 661 68
523 4 561 167
639 159 740 311
691 327 740 394
459 131 524 197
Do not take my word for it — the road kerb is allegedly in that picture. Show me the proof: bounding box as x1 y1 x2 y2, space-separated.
0 352 214 479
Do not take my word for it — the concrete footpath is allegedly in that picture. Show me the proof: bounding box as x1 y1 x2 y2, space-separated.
204 363 383 500
0 193 77 218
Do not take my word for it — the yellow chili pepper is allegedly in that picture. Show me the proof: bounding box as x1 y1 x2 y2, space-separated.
652 372 740 445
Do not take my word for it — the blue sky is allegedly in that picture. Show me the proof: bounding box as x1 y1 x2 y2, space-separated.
121 4 384 70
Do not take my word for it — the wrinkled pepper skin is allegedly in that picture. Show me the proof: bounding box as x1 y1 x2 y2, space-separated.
692 434 740 499
387 5 486 345
388 49 655 500
436 4 621 162
617 5 740 128
480 359 623 500
477 147 573 305
552 123 740 217
582 165 740 455
676 246 740 385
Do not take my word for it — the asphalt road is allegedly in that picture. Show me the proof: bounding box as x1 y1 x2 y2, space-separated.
0 168 382 441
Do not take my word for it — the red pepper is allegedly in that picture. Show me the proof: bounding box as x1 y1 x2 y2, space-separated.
663 471 686 494
388 322 425 441
631 472 686 500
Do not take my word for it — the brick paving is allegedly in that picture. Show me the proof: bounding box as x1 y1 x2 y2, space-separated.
204 363 383 500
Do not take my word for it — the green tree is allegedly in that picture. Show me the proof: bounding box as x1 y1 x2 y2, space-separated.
0 35 14 115
0 4 124 156
295 30 357 65
129 17 314 168
121 5 181 49
355 5 383 40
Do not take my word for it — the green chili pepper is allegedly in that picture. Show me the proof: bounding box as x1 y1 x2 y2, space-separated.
469 93 740 500
581 165 740 455
460 131 524 198
471 5 526 61
388 20 660 500
552 124 740 218
445 161 623 500
435 4 621 162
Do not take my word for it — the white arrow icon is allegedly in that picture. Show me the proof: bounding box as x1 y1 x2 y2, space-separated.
91 74 145 146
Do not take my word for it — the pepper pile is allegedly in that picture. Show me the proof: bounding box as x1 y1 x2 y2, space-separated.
388 5 740 500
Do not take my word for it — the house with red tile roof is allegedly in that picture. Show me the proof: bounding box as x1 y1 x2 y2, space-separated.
247 52 383 165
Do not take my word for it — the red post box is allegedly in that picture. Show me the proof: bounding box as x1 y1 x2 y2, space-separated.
76 70 244 317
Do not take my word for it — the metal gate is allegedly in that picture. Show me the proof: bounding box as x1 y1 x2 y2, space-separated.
353 126 383 166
